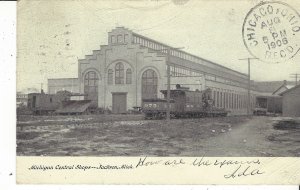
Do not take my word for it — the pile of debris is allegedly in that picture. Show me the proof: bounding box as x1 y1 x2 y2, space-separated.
273 118 300 130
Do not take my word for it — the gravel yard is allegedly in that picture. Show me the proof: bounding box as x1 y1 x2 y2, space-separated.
16 115 300 156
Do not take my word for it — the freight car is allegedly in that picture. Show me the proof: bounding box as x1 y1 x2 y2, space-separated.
142 85 228 119
27 90 71 115
27 90 94 115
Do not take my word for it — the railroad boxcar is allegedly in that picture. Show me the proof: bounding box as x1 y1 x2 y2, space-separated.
161 87 204 117
27 90 71 115
27 93 60 115
27 90 99 115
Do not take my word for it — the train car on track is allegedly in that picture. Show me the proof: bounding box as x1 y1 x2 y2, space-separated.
27 90 70 115
27 90 92 115
142 99 176 119
142 84 228 119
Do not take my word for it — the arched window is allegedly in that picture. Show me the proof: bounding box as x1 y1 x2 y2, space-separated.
108 69 113 84
117 35 123 43
84 71 99 107
142 69 158 100
111 35 116 44
126 68 132 84
84 71 98 87
115 62 124 84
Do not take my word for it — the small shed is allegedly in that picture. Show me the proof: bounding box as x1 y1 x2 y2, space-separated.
256 95 282 113
279 84 300 117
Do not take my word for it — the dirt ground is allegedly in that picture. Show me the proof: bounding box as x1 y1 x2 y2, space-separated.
16 115 300 157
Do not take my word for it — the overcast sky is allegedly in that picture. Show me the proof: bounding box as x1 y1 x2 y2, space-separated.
17 0 300 92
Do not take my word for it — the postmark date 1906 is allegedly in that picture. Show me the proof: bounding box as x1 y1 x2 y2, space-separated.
243 1 300 63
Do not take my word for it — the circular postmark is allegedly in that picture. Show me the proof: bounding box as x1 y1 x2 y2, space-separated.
242 1 300 63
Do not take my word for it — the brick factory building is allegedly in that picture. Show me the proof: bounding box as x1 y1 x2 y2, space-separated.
48 27 261 114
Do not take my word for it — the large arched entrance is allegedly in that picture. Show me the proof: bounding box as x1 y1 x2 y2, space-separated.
142 69 158 100
84 71 99 107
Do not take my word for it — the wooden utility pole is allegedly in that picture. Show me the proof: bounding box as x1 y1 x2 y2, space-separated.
40 83 43 93
166 47 171 121
239 58 258 116
290 73 300 86
158 47 184 121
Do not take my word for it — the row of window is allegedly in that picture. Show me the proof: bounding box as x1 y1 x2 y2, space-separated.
132 34 245 79
133 35 199 62
209 75 242 87
84 64 132 85
111 34 129 44
169 65 202 77
133 35 169 53
84 66 158 88
108 63 132 84
168 65 245 88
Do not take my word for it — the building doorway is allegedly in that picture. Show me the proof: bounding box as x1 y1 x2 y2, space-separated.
112 92 127 114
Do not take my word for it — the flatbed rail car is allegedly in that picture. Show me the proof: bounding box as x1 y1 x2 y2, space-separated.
142 85 228 119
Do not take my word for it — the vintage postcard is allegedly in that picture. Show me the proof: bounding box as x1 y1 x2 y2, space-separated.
16 0 300 184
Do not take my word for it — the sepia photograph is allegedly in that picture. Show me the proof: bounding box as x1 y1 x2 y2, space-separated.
16 0 300 158
14 0 300 185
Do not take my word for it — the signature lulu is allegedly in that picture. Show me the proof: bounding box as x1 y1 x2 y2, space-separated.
28 157 265 179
